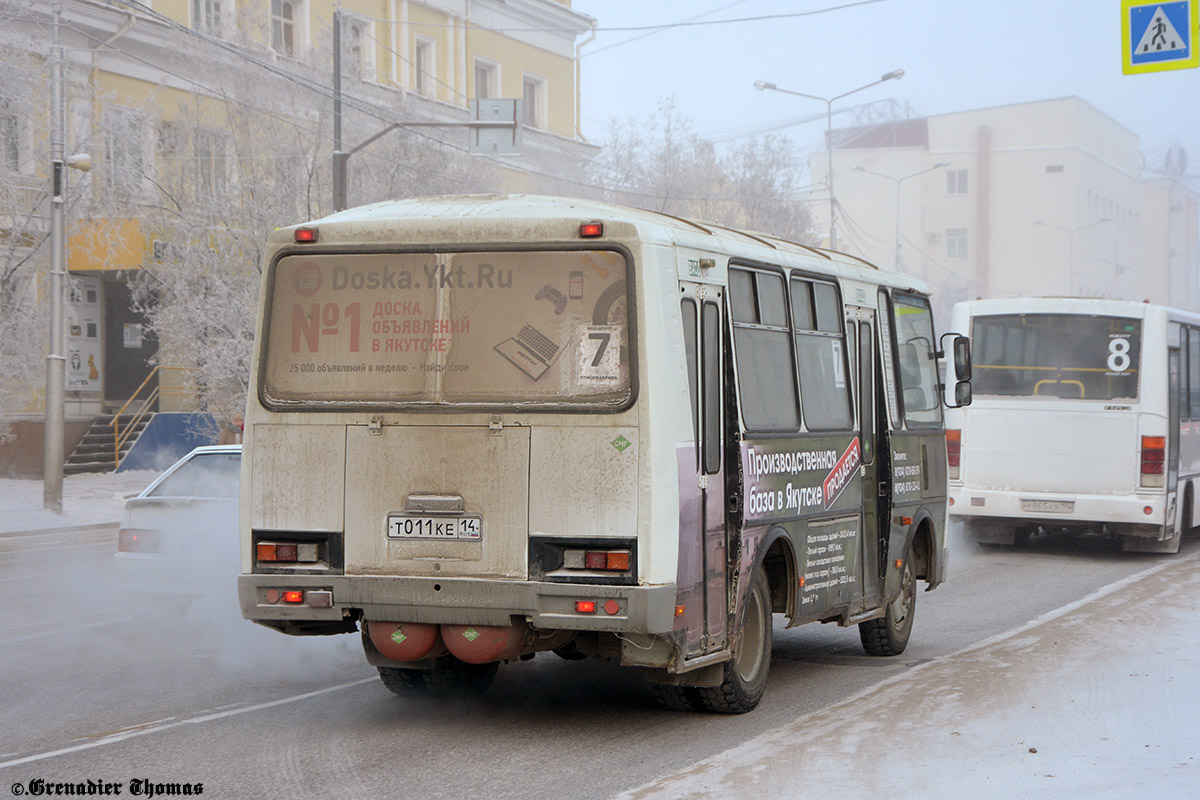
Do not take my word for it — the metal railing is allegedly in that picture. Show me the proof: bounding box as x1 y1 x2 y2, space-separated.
108 365 194 468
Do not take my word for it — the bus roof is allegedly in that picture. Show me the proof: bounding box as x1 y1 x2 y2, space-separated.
271 194 928 294
954 296 1200 324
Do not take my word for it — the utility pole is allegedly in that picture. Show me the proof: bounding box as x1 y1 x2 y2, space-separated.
43 7 67 512
332 10 346 212
329 12 521 213
44 6 91 510
754 70 904 251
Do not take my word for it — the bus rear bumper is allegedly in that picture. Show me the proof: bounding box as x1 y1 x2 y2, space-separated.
950 488 1165 535
238 574 678 635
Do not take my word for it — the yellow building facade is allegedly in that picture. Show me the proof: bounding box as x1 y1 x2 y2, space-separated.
0 0 597 472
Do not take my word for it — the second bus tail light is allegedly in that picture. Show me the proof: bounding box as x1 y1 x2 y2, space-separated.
1140 435 1165 488
946 429 961 481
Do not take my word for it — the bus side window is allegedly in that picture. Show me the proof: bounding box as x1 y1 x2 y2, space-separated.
702 301 722 475
846 322 858 415
790 277 852 430
1189 327 1200 419
730 267 800 431
682 299 699 469
859 320 875 465
890 293 943 426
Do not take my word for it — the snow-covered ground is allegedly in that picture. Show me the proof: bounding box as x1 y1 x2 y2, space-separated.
623 553 1200 799
0 469 159 533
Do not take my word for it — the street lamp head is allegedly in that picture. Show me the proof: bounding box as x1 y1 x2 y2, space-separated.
754 80 775 91
851 165 865 171
67 153 91 172
933 160 951 168
881 69 905 81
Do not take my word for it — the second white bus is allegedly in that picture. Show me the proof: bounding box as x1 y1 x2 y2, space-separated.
947 297 1200 554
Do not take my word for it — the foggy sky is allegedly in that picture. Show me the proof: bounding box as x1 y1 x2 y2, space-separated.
573 0 1198 177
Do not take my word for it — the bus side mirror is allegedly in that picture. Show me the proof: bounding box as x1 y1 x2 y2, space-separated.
955 380 972 407
953 335 971 381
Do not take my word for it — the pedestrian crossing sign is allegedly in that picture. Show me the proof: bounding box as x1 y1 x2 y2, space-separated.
1123 0 1199 73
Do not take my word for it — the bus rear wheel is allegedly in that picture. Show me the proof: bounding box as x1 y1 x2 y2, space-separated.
859 553 916 656
696 570 772 714
377 656 498 698
377 666 429 696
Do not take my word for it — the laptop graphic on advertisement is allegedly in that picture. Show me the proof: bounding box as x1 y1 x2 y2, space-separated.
494 323 562 380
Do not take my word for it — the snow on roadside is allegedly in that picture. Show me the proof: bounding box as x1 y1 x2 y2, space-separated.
621 552 1200 799
0 469 161 533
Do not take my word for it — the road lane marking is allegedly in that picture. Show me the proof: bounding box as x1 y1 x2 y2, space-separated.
0 572 58 583
0 677 377 769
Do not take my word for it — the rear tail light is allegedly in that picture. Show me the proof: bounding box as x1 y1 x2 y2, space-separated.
569 549 632 572
946 429 961 481
1140 435 1165 488
118 528 160 553
257 540 321 564
282 590 304 604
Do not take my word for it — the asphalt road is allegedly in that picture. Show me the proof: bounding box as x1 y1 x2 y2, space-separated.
0 526 1192 799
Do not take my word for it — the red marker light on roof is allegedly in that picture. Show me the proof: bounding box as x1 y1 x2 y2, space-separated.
294 227 318 243
579 221 603 238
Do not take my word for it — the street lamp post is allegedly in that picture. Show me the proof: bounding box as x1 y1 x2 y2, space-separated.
1032 217 1112 295
44 8 91 512
754 69 904 250
852 161 951 269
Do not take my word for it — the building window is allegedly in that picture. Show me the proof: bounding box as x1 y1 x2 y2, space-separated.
342 16 372 80
474 59 497 100
272 0 297 56
104 107 147 192
945 169 968 195
0 106 18 171
946 228 968 260
195 130 228 195
192 0 223 35
414 38 434 96
521 74 544 129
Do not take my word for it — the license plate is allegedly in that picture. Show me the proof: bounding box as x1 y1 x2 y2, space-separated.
387 514 482 540
1021 499 1074 513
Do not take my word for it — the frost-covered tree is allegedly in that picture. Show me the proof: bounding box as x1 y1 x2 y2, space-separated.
588 97 814 243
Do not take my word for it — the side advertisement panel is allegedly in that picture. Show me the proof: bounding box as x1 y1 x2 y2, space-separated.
740 436 863 616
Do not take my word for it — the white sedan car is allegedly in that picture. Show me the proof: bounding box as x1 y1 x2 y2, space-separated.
115 444 241 615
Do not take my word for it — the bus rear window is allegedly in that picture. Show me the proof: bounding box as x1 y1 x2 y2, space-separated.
261 250 631 409
972 313 1140 400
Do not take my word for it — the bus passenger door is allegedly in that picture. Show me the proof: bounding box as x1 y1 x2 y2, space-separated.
1169 346 1180 497
679 285 728 656
856 314 886 609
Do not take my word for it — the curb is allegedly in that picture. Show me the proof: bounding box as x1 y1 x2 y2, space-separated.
0 521 120 539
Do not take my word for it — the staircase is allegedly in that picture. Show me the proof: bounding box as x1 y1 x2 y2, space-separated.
64 413 152 475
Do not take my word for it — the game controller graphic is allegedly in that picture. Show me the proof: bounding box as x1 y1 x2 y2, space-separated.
535 283 568 315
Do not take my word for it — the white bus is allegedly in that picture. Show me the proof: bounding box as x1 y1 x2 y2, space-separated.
238 195 969 713
947 297 1200 554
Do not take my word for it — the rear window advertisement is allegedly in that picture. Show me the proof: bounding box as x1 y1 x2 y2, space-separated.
263 250 632 408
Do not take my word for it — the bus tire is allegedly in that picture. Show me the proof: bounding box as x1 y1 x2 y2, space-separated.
426 655 498 697
696 570 772 714
651 684 701 712
376 666 430 696
859 551 916 656
1012 525 1032 547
